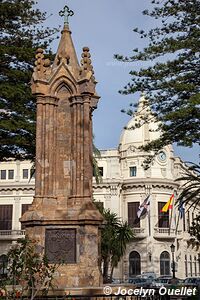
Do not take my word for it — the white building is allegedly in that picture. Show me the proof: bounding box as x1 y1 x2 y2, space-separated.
93 96 200 280
0 96 199 279
0 160 34 257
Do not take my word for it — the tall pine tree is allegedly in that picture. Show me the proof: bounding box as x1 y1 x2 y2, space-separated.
116 0 200 153
0 0 58 160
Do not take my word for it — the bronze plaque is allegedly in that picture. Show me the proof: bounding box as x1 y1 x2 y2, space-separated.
45 228 76 263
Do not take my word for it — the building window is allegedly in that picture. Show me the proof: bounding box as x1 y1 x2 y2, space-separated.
98 167 103 177
192 212 195 223
8 170 14 180
21 204 31 229
0 170 6 180
23 169 29 179
130 166 137 177
0 254 8 278
183 211 186 231
185 255 188 277
190 255 193 276
21 204 31 215
30 168 35 179
158 202 169 228
129 251 141 276
128 202 140 228
194 256 197 277
160 251 170 276
93 167 103 177
94 201 104 212
0 205 13 230
186 211 190 232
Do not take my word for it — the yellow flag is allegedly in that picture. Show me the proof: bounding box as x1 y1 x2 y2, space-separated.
161 194 174 212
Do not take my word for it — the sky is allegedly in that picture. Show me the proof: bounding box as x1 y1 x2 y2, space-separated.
36 0 199 164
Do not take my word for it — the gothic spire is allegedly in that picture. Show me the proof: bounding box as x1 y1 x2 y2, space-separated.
53 6 80 74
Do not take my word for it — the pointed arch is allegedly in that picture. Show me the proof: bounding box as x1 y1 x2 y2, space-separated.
49 64 78 96
51 76 77 96
56 82 73 97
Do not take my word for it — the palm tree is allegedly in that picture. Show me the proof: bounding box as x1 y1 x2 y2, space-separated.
110 221 133 279
190 215 200 242
93 137 102 184
95 207 134 282
176 162 200 209
176 162 200 242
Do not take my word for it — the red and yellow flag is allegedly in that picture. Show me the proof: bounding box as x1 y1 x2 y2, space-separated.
161 194 174 212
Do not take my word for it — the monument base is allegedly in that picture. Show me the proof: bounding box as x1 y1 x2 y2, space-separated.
21 196 103 289
24 223 102 289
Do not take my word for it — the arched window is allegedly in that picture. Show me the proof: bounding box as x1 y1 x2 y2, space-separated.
194 256 197 277
190 255 193 276
160 251 170 276
0 254 8 278
198 254 200 276
129 251 141 276
185 255 188 277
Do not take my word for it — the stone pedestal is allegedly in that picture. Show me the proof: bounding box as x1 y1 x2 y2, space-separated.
25 221 102 288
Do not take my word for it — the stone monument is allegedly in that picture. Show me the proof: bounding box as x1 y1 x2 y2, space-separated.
21 6 103 289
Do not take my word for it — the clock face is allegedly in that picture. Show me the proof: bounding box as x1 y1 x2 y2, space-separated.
158 151 167 162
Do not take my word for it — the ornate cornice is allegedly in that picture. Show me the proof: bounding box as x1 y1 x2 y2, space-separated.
122 178 179 190
0 184 35 193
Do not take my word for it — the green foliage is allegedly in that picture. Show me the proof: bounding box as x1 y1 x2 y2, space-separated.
0 0 58 161
93 136 102 184
176 162 200 242
95 204 134 282
176 163 200 209
115 0 200 152
92 157 102 184
5 236 58 300
190 214 200 243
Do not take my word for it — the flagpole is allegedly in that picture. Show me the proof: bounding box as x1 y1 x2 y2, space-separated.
168 194 174 236
175 212 180 235
148 201 151 236
147 186 151 237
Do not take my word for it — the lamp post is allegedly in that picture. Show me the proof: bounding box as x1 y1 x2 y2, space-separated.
170 243 176 278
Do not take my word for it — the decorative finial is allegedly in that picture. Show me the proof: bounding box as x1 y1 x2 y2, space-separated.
59 5 74 25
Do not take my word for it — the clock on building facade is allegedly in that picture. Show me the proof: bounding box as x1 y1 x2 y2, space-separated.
158 151 167 162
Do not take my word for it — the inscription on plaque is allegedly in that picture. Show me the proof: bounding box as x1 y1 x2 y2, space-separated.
45 229 76 263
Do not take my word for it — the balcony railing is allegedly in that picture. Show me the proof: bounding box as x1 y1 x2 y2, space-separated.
0 230 25 239
132 228 145 234
154 227 182 238
132 227 146 238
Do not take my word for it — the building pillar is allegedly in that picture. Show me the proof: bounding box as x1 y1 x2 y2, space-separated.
15 161 20 182
13 197 21 230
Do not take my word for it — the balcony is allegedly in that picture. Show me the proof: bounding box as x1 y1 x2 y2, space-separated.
132 228 146 238
154 227 182 239
0 230 25 240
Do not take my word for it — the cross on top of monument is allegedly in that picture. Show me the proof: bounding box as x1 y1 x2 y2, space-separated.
59 5 74 25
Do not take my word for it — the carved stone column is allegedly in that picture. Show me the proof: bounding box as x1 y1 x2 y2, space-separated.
69 94 92 198
35 95 58 198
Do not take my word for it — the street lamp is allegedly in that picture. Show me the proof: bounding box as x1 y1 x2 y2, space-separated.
170 244 176 279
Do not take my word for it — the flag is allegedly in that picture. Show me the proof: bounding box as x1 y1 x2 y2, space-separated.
137 195 150 218
161 194 174 213
178 199 185 219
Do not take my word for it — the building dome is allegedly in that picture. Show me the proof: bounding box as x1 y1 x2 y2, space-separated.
119 95 161 149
